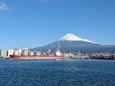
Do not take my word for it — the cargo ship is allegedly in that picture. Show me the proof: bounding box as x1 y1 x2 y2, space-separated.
10 51 64 59
10 42 64 59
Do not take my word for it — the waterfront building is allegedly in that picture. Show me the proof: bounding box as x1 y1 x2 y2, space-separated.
0 49 7 58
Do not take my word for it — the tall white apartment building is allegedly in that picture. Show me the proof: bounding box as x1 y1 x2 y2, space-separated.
0 49 7 58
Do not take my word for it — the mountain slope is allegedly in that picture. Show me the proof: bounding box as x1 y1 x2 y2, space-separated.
32 33 115 53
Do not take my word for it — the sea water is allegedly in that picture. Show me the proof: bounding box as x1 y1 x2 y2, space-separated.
0 59 115 86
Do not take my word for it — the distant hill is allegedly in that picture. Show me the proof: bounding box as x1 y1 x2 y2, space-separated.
32 33 115 53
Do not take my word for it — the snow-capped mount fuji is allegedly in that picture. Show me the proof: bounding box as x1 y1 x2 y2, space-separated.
32 33 115 53
58 33 94 43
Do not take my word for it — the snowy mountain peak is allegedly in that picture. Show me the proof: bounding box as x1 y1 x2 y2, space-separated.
58 33 95 43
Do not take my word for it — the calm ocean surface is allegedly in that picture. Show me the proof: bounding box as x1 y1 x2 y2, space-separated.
0 59 115 86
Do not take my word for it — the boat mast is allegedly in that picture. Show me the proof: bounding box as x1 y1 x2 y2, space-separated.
58 41 60 51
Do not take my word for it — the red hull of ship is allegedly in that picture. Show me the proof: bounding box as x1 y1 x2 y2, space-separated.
10 55 64 59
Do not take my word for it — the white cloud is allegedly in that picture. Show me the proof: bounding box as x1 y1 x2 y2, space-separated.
0 2 8 11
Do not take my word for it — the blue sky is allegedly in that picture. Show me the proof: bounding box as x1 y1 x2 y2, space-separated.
0 0 115 49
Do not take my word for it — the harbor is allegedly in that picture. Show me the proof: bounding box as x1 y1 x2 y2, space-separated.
89 53 115 60
1 48 115 60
